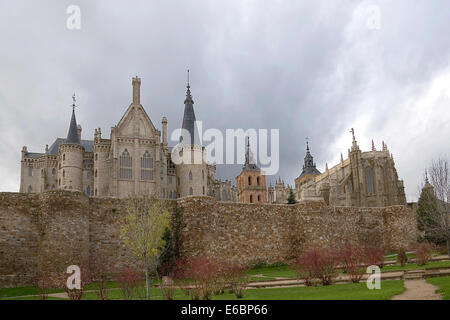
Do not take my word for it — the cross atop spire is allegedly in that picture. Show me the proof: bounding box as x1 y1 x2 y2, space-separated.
72 93 77 111
187 69 190 88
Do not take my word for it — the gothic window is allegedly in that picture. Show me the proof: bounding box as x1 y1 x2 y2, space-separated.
202 170 204 180
222 189 227 201
28 166 33 177
189 187 193 195
248 176 252 186
86 186 91 196
347 179 353 194
258 195 261 202
51 185 55 190
41 169 45 177
52 168 56 175
140 151 153 181
87 171 92 180
257 177 260 186
58 178 61 186
168 176 172 184
119 149 132 180
95 154 98 161
203 186 205 195
27 186 32 193
59 163 61 169
366 167 374 195
63 154 65 161
250 194 254 203
95 188 98 196
63 170 65 178
189 171 193 181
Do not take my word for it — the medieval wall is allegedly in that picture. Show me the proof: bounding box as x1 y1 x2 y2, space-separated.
0 192 417 288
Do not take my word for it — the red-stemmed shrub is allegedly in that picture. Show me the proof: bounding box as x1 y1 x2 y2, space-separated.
223 263 249 298
415 242 435 266
89 254 112 300
35 270 60 300
364 246 385 269
116 266 143 300
173 257 223 300
336 243 366 283
293 247 338 286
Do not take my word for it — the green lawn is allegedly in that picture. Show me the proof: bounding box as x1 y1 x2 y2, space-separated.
381 260 450 273
216 280 404 300
426 276 450 300
1 280 404 301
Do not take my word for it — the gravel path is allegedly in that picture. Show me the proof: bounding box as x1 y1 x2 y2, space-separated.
391 279 441 300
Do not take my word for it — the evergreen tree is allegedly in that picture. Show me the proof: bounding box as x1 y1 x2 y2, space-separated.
287 189 297 204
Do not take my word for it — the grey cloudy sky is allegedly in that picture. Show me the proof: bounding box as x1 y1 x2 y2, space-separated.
1 0 449 201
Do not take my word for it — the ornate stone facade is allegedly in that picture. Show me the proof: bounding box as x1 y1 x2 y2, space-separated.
291 131 407 207
19 77 235 201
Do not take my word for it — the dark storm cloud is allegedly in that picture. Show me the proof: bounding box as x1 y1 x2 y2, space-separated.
1 0 449 201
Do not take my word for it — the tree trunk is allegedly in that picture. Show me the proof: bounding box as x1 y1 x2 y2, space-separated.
145 265 151 300
447 238 450 259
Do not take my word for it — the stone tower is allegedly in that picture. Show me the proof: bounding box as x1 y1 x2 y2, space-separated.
175 71 208 197
236 139 267 203
58 98 85 192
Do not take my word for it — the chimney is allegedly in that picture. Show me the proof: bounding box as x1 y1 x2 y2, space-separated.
132 76 141 105
77 124 82 141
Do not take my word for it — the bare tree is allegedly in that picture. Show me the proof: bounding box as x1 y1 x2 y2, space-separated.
120 196 170 300
418 158 450 257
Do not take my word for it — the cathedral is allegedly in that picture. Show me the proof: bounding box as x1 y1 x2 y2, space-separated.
280 130 407 207
19 76 236 201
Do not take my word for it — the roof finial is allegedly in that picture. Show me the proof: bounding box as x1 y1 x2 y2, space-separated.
350 128 355 141
187 69 190 89
425 169 429 183
72 93 77 111
306 137 310 152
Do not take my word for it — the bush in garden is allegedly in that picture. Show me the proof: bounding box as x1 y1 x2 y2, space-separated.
173 257 224 300
89 254 112 300
60 260 92 300
117 266 143 300
364 246 385 269
397 248 408 267
415 242 435 266
293 247 338 286
35 270 60 300
336 243 366 283
223 263 249 299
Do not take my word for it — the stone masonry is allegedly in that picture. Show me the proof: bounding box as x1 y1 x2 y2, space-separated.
0 191 417 288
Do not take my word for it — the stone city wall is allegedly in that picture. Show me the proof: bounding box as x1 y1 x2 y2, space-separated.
0 192 417 288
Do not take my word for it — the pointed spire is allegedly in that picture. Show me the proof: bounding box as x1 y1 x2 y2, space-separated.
180 69 200 145
372 140 375 151
350 128 359 151
245 137 250 165
299 139 321 178
340 153 344 164
66 94 80 144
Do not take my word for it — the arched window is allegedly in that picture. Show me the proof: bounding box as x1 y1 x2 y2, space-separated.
222 189 227 201
248 176 252 186
366 167 374 195
94 170 97 178
86 186 91 196
95 188 98 196
58 178 61 186
95 154 98 161
119 149 132 179
258 195 261 202
63 170 65 177
141 151 153 181
202 170 204 180
257 177 260 186
52 168 56 175
28 166 33 177
27 185 32 193
51 185 55 190
250 194 253 203
189 187 193 195
203 186 205 195
347 179 353 194
63 154 66 161
189 171 193 181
